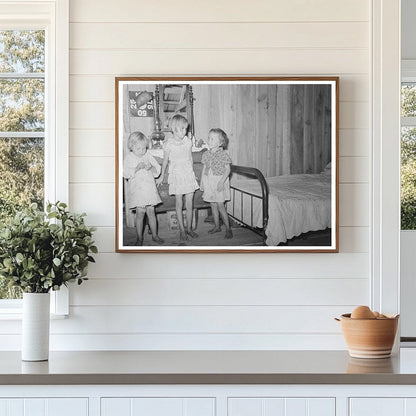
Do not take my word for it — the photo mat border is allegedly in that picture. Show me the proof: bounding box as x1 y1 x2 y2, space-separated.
115 76 339 253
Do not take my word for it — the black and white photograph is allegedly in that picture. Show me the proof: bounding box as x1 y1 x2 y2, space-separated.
115 77 339 252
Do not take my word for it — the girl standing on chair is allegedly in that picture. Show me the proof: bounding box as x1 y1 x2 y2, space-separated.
156 114 199 242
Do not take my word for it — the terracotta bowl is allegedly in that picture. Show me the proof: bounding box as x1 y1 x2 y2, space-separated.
337 313 399 359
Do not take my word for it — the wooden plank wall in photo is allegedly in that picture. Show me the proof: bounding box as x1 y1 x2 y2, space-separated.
193 84 332 178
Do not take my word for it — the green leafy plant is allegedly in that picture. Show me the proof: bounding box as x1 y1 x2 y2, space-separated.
0 202 97 293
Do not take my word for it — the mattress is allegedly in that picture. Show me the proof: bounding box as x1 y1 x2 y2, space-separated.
228 173 332 246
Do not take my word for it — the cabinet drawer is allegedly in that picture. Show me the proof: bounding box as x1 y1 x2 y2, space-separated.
101 397 215 416
0 398 88 416
228 397 335 416
349 398 416 416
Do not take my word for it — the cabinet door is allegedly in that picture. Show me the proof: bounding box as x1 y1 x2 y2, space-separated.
0 398 88 416
350 398 416 416
228 397 335 416
101 397 215 416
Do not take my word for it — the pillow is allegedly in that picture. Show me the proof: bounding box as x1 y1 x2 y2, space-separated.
323 162 332 175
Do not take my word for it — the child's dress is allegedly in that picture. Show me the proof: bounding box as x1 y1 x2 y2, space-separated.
123 151 162 208
201 148 232 203
165 136 199 195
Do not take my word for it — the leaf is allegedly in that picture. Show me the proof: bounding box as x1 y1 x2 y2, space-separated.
52 258 61 267
3 258 12 268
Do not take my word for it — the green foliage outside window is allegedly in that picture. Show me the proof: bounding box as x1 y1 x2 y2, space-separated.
0 30 45 299
401 83 416 230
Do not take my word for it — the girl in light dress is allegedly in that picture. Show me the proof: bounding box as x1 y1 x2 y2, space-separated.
201 128 233 239
157 114 199 242
123 131 164 246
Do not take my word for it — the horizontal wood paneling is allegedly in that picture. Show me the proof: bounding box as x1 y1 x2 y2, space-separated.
339 227 369 253
71 278 368 306
70 22 368 50
70 0 369 23
339 157 369 183
70 49 368 76
85 253 369 279
70 129 115 157
59 0 373 351
0 333 347 351
90 227 115 253
339 102 369 129
69 183 114 226
69 157 114 183
70 103 113 129
52 305 355 334
0 306 358 335
339 129 369 157
339 184 369 227
70 76 115 102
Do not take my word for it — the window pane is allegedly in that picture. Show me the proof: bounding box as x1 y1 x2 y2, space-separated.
0 30 45 301
0 137 44 216
0 137 43 299
0 30 45 73
401 127 416 230
402 83 416 117
0 78 44 131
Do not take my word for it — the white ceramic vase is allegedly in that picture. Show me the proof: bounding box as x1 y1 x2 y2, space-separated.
22 292 50 361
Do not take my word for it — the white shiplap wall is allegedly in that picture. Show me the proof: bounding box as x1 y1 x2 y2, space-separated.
54 0 371 350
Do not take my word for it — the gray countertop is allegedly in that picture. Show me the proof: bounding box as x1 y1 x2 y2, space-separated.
1 349 416 385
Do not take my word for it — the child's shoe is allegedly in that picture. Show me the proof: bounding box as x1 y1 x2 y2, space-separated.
152 236 165 244
224 229 233 239
186 229 198 238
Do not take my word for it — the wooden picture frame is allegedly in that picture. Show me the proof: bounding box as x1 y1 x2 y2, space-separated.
115 77 339 253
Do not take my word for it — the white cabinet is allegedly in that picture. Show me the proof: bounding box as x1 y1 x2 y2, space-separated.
228 397 335 416
349 398 416 416
0 398 88 416
5 385 416 416
101 398 215 416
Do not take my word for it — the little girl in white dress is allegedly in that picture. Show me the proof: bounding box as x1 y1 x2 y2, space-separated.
157 114 199 241
123 131 164 246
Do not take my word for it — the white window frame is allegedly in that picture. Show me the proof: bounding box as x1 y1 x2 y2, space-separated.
371 0 401 323
0 0 69 317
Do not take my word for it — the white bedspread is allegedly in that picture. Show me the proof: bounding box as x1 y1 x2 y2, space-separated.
228 173 332 246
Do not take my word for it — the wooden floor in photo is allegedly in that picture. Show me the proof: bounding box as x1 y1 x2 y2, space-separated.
123 216 265 247
284 228 331 247
122 211 332 248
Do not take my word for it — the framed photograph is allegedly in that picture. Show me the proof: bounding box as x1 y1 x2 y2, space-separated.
115 77 339 253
